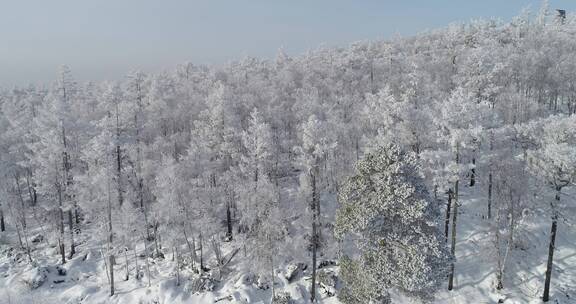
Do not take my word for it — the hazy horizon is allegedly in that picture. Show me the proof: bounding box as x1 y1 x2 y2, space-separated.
2 0 575 88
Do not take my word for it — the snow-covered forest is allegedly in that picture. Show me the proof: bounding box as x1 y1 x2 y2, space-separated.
1 5 576 304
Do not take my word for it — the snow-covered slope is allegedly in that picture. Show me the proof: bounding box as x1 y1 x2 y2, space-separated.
1 184 574 303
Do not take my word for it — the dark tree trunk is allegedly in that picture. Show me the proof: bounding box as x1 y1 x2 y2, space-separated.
488 172 492 219
310 165 320 302
355 137 360 161
448 150 459 291
25 172 37 207
108 186 113 245
469 157 475 186
542 218 558 302
152 222 159 255
0 210 5 232
448 181 458 290
116 100 123 208
543 189 560 302
59 238 66 265
199 233 204 272
57 184 66 264
311 222 317 303
445 189 452 242
496 271 504 290
495 205 504 290
115 150 122 205
109 254 115 296
226 203 233 241
124 248 129 281
68 209 76 258
487 132 493 219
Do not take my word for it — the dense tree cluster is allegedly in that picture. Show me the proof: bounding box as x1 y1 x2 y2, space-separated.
1 6 575 302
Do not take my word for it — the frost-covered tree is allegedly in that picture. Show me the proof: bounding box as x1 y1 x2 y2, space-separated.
525 115 576 302
237 108 274 235
431 86 490 289
336 144 450 303
294 114 337 302
28 66 83 263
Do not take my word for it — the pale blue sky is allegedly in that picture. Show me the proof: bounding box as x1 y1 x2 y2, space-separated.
1 0 574 87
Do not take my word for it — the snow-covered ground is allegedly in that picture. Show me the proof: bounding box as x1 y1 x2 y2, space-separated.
435 185 576 304
1 183 575 303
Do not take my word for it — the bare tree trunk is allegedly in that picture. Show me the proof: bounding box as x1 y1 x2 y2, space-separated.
14 174 33 263
61 124 79 226
57 183 66 264
469 157 476 187
311 221 317 303
153 222 160 257
143 234 151 287
183 227 196 269
124 248 129 281
8 204 23 248
106 163 116 266
310 165 320 303
488 172 493 219
115 99 123 208
138 178 151 242
14 174 28 230
499 189 515 290
211 237 223 267
21 220 33 263
68 209 75 258
25 171 37 207
488 133 494 219
493 179 517 291
191 235 197 270
226 202 233 241
109 254 115 296
31 206 49 247
133 247 139 280
134 82 151 242
175 246 180 286
355 137 360 161
270 254 275 304
445 189 452 242
59 238 66 265
495 201 503 290
448 149 459 291
199 232 204 272
0 209 5 232
102 249 110 285
107 173 113 245
543 188 560 302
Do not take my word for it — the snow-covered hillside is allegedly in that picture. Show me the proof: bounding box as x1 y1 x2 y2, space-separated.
1 184 574 303
1 4 576 304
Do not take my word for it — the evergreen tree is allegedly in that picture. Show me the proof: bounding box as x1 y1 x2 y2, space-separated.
336 144 450 303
